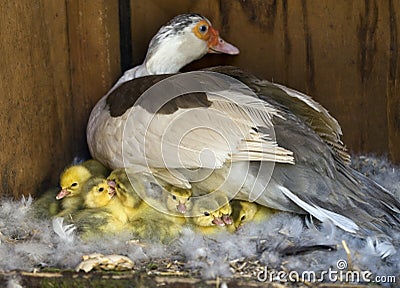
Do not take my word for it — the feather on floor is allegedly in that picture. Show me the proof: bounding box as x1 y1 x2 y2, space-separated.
0 155 399 286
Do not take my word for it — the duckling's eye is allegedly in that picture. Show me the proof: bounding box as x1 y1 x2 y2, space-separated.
204 211 210 216
172 195 177 200
71 182 78 187
198 24 208 33
241 215 246 221
98 187 104 192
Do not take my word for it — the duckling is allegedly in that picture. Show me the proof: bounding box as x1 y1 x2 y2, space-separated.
111 169 192 217
188 193 235 234
56 160 109 217
164 185 192 215
72 177 129 237
231 200 276 229
107 168 142 209
31 187 61 219
126 201 184 243
83 177 116 209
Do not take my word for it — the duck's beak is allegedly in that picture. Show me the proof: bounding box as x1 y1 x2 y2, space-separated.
208 27 239 55
56 189 70 200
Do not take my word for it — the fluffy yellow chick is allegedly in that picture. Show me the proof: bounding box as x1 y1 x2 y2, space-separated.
126 201 184 243
111 171 186 242
164 185 192 215
83 177 116 209
72 177 130 237
32 187 61 219
56 160 109 217
188 192 235 234
106 168 142 209
231 200 276 229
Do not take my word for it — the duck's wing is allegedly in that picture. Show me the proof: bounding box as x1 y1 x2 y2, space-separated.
88 72 294 180
204 66 350 164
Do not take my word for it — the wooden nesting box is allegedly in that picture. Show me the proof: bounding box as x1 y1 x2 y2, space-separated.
0 0 399 198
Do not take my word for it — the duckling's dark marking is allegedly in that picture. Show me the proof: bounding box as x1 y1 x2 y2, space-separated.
107 74 212 117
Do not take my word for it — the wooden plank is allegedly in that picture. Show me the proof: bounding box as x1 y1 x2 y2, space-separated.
129 0 400 162
66 0 121 159
0 1 73 197
386 0 400 163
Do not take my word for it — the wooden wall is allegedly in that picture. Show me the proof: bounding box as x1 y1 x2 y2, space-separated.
0 1 120 198
0 0 398 198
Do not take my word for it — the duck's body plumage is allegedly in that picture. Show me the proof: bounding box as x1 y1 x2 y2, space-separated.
86 14 400 247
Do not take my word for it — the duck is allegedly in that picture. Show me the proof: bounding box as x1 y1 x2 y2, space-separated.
86 13 400 247
108 13 239 94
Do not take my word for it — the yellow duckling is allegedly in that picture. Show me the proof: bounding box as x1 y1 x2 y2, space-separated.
73 177 129 237
231 200 276 229
32 187 61 219
56 160 109 217
126 201 184 243
106 168 142 209
164 185 192 215
109 169 192 216
109 171 185 242
188 193 235 234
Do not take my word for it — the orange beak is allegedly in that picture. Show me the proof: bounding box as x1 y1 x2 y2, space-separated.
207 26 239 55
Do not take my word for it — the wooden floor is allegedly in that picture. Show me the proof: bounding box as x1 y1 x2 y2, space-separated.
0 271 383 288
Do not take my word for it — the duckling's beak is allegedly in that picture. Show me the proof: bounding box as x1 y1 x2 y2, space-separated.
108 187 116 198
212 216 226 226
107 180 117 196
56 189 70 200
222 214 233 225
207 27 239 55
176 201 186 214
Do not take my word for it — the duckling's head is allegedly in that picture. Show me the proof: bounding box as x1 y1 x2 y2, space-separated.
166 187 192 214
83 178 116 208
233 201 258 228
57 165 92 200
144 13 239 75
107 169 142 208
190 197 226 227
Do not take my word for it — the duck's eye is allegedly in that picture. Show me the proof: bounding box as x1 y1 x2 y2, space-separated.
241 215 246 221
172 195 177 200
71 182 78 187
198 24 208 33
204 211 210 216
98 187 104 192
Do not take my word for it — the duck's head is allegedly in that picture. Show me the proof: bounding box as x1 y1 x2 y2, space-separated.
144 13 239 75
